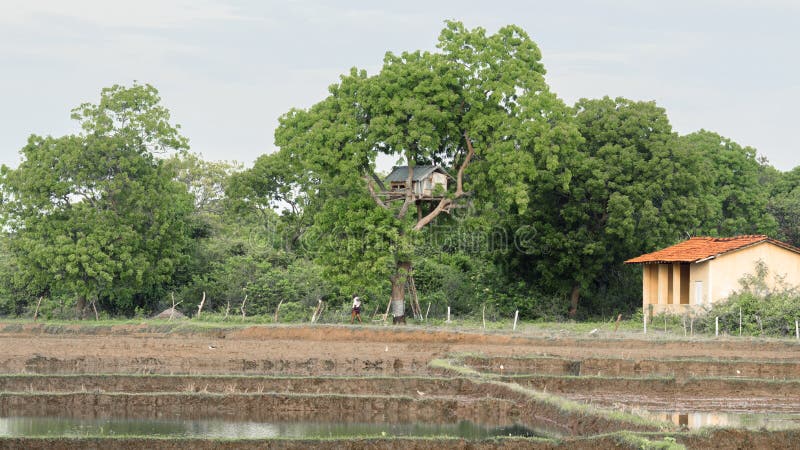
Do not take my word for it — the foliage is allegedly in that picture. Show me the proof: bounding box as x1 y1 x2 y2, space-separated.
696 261 800 336
767 165 800 246
506 98 779 317
0 83 194 315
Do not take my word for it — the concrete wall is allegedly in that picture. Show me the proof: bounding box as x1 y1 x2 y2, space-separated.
707 242 800 304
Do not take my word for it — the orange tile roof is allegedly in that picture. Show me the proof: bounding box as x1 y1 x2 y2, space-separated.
625 235 800 264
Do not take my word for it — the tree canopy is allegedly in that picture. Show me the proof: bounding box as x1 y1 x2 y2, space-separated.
0 83 194 315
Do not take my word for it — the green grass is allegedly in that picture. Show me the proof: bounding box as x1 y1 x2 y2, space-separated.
4 316 800 344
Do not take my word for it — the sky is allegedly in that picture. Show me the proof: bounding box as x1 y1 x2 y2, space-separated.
1 0 799 171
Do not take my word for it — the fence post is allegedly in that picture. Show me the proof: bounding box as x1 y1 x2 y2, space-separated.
513 310 519 331
739 308 742 336
796 320 799 341
643 313 647 334
446 306 450 323
715 316 719 337
482 304 486 330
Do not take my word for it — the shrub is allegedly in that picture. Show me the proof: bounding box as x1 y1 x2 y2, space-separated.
696 261 800 336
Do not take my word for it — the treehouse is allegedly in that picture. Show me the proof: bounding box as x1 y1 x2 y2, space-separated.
384 165 452 200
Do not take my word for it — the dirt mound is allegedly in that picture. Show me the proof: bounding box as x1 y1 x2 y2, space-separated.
152 308 187 320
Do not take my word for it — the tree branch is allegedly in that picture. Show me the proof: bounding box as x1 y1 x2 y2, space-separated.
456 132 475 197
365 175 389 209
413 197 451 231
370 171 387 192
413 132 475 231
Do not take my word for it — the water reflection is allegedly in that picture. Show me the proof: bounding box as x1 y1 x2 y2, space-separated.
647 411 800 430
0 416 540 438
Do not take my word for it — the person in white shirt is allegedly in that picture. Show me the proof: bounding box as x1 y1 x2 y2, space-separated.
351 295 362 324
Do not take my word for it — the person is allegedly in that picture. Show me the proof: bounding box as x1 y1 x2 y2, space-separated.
351 295 362 324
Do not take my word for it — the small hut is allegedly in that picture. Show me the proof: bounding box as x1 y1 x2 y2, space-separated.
384 165 451 199
625 235 800 315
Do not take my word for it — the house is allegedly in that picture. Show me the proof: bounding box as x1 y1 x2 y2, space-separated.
384 165 451 198
625 235 800 315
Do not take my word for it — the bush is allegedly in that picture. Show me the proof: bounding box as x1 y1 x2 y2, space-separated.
275 301 312 322
696 261 800 336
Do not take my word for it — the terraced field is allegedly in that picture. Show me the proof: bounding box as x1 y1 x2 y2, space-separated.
0 322 799 448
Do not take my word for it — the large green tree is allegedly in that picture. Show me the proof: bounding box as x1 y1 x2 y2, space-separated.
510 98 778 317
0 83 194 316
511 97 714 316
248 21 579 322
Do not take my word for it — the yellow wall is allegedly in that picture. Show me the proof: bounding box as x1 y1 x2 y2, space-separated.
706 242 800 304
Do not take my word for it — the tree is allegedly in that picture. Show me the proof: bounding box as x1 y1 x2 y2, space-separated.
511 97 708 316
677 130 777 237
256 21 579 323
765 166 800 246
0 83 194 316
510 98 779 317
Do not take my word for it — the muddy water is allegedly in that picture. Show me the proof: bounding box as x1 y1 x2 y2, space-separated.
639 411 800 430
0 416 539 439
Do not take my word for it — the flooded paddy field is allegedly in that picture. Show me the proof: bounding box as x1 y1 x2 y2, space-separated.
1 323 799 448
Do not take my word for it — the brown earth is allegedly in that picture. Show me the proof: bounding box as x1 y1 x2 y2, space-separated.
2 322 800 449
3 323 800 376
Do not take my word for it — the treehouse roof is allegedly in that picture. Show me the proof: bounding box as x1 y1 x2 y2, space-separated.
385 165 451 183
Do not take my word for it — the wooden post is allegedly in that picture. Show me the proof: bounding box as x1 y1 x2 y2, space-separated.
240 294 248 319
796 320 799 341
613 314 622 333
715 316 719 337
643 313 647 334
425 302 431 321
273 299 283 322
370 304 379 320
513 310 519 331
446 306 451 323
382 299 392 324
169 292 183 321
312 299 323 323
197 292 206 319
739 307 742 336
664 315 667 333
690 316 694 336
482 304 486 330
224 301 231 320
33 296 43 321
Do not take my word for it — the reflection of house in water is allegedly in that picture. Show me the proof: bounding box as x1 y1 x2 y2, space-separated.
625 235 800 316
384 165 452 199
663 412 730 429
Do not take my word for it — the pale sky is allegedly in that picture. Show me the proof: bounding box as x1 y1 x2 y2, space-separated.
1 0 799 171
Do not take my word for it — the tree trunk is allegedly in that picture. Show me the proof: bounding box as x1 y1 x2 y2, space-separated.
390 261 411 324
568 285 580 318
75 295 87 319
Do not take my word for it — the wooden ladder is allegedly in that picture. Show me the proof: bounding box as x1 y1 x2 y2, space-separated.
408 269 422 320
